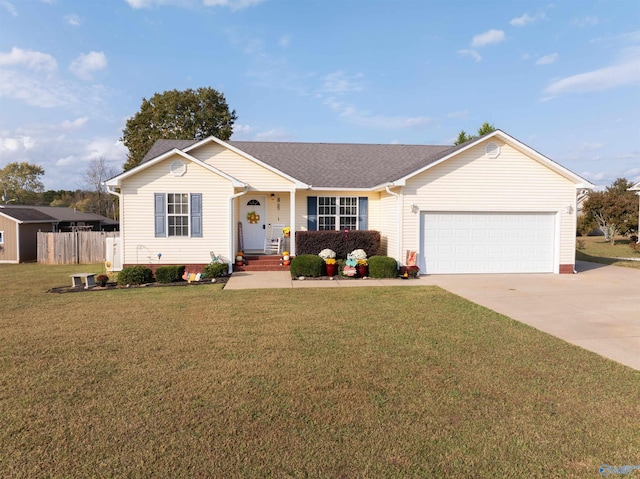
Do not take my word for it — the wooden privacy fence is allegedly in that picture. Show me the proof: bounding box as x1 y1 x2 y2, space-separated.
38 231 120 265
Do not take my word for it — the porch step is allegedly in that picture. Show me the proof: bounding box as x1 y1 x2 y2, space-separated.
234 255 291 272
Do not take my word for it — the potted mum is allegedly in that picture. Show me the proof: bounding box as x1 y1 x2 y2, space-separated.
282 226 291 237
96 274 109 287
318 248 337 276
351 249 368 277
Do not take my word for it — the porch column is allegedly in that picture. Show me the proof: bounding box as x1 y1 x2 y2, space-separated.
290 190 296 255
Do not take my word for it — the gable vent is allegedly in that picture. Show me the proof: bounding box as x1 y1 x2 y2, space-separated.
170 160 186 177
485 142 501 158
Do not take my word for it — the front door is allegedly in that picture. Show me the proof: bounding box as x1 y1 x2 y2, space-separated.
240 196 266 251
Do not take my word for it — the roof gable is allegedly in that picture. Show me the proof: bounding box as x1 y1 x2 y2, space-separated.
107 148 246 187
395 130 594 188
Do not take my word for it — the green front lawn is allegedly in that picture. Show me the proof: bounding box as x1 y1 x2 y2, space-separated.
576 236 640 269
1 264 638 478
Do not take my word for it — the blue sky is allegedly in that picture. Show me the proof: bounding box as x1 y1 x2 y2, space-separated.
1 0 639 192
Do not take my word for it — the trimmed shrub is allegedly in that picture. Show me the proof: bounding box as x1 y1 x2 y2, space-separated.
296 230 383 259
368 255 398 278
155 265 185 283
290 254 324 278
203 262 228 278
117 265 154 285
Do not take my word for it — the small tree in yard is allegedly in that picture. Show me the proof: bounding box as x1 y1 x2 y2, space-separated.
582 178 638 245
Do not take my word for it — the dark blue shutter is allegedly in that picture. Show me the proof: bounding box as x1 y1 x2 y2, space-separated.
154 193 166 237
190 193 202 238
307 196 317 231
358 197 368 230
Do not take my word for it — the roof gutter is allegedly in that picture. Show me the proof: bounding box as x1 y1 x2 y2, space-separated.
385 184 403 263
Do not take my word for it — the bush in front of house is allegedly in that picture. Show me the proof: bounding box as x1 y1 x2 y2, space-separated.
155 265 186 283
203 262 228 278
295 230 382 259
289 254 324 278
368 255 398 278
117 265 154 285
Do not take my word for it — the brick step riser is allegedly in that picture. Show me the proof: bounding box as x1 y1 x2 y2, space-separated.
234 255 291 272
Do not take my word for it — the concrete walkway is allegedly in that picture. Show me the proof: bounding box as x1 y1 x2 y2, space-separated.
224 262 640 370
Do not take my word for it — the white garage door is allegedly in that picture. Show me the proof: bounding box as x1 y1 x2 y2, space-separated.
422 212 555 274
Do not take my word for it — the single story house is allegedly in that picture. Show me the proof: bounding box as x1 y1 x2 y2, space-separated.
0 205 118 263
105 130 593 274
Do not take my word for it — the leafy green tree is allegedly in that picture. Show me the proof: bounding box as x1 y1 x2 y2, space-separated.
0 161 45 204
582 178 638 245
454 122 496 145
121 87 237 171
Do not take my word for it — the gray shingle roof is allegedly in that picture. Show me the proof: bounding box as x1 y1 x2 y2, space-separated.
0 205 116 223
0 207 57 222
140 138 464 188
141 139 199 163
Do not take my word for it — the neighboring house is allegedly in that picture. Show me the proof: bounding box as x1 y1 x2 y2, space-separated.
630 182 640 243
105 130 593 274
0 205 118 263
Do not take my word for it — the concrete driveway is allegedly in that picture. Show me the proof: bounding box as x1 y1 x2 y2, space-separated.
225 261 640 370
423 261 640 370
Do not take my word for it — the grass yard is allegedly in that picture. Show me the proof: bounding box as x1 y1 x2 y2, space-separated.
576 236 640 269
1 264 639 478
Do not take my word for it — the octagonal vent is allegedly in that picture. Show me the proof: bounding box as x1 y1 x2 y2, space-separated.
485 142 501 158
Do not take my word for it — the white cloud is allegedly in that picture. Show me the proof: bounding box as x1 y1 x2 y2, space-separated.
0 0 17 16
202 0 265 10
536 53 559 65
65 14 82 26
458 49 481 62
572 16 600 28
0 70 71 107
69 51 107 80
124 0 153 7
447 110 469 119
321 71 363 94
510 11 547 27
510 13 535 27
254 128 290 141
0 136 35 153
471 29 505 48
324 97 431 129
544 56 640 96
59 117 89 131
0 47 57 72
125 0 264 9
84 138 127 163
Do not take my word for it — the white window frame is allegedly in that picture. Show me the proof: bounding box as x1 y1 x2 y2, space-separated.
318 196 359 231
167 193 189 237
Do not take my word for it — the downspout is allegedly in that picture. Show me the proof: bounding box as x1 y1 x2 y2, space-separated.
229 185 250 274
385 184 403 264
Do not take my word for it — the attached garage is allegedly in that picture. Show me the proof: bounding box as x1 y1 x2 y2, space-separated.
421 212 557 274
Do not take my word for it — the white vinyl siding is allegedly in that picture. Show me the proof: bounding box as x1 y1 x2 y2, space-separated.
120 155 233 264
402 140 577 273
190 143 296 191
